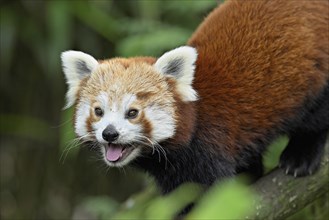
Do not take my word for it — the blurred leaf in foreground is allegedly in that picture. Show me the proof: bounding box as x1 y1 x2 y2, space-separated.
187 179 256 219
72 196 119 220
111 183 203 219
263 136 289 173
110 178 255 219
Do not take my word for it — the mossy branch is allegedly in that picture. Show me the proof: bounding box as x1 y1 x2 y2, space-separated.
248 136 329 220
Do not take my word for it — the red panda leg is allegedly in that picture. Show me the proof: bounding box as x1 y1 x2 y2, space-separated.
280 82 329 177
236 153 264 182
279 129 328 177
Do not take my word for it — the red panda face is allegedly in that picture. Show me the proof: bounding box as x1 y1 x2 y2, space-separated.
61 47 197 167
76 62 178 167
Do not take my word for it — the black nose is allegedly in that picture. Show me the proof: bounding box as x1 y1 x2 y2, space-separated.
102 125 119 142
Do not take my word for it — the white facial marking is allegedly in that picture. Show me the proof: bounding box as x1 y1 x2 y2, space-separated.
97 91 109 108
93 93 143 144
145 104 176 142
93 92 110 144
75 100 91 137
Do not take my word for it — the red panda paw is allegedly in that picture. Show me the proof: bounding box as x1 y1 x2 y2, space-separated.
279 130 328 177
279 157 320 177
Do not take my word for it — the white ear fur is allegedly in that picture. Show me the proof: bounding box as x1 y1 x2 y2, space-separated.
154 46 198 102
61 50 98 109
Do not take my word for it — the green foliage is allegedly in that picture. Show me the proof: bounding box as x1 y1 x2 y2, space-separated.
0 114 52 142
71 1 120 43
73 196 119 220
59 108 78 161
112 183 202 219
80 179 256 220
117 27 191 57
187 180 256 219
263 136 289 173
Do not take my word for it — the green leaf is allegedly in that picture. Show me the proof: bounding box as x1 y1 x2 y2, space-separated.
165 0 218 14
263 136 289 173
112 183 203 220
0 114 51 142
145 183 203 219
187 180 256 219
110 185 159 219
117 27 191 57
71 1 120 43
78 196 119 219
0 6 17 76
59 108 77 162
46 0 72 76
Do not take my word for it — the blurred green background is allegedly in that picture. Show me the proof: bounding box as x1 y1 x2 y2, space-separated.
0 0 328 219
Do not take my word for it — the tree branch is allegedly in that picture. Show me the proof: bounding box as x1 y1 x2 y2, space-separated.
248 136 329 219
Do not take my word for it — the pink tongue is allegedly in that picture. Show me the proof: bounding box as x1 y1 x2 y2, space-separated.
106 145 123 162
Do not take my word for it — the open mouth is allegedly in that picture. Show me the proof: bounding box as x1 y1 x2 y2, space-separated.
105 144 134 163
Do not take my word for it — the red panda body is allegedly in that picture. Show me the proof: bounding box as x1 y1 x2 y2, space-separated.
191 0 329 149
189 0 329 156
189 1 328 169
136 0 329 192
62 0 329 194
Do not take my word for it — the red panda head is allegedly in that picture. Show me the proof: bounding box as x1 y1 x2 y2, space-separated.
61 46 198 167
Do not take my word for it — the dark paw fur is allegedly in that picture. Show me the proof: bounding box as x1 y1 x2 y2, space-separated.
279 150 320 177
279 130 327 177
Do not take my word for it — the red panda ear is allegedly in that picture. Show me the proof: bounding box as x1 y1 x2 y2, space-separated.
61 51 98 109
154 46 198 102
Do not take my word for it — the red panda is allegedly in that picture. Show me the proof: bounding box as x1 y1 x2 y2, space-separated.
61 0 329 194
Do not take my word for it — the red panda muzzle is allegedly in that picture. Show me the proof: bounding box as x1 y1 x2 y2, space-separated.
106 144 123 162
106 144 134 162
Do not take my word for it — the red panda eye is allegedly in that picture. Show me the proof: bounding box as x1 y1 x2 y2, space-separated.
126 109 139 119
94 107 104 117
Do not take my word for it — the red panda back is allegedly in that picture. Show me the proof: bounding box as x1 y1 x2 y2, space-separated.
188 0 329 153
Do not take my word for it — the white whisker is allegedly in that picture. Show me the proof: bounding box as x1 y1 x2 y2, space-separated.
133 134 173 170
60 131 97 164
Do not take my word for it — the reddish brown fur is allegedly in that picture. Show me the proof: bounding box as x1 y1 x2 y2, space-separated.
187 0 329 156
139 111 153 139
165 78 196 146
